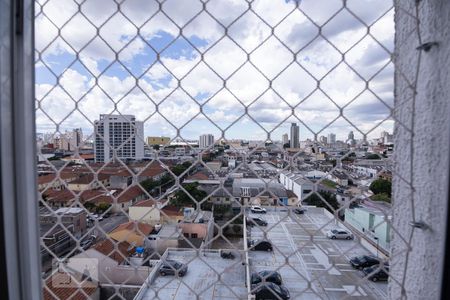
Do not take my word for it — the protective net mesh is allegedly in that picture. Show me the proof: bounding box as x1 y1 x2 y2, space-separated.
34 0 423 299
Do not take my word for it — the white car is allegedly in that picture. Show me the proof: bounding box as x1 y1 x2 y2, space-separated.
326 228 354 240
250 206 267 214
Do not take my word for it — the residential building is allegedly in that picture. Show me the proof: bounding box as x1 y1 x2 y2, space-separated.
199 134 215 149
129 199 163 225
282 133 289 145
146 136 170 146
279 171 314 202
327 133 336 145
94 114 144 163
345 204 391 252
108 221 154 247
290 123 300 148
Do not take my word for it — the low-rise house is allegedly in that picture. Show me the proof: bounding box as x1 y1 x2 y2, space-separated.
129 199 163 225
279 172 314 202
67 173 110 191
68 239 151 285
108 221 154 247
43 271 99 300
38 173 78 191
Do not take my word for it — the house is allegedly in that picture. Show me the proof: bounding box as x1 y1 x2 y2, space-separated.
232 178 290 206
108 221 154 246
178 211 214 249
67 173 110 191
37 173 78 191
137 161 168 182
279 172 314 202
43 271 99 300
68 239 151 285
129 199 163 225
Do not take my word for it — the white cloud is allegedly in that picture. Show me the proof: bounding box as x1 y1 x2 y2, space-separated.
35 0 395 140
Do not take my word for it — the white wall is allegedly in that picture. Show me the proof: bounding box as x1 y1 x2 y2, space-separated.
391 1 450 299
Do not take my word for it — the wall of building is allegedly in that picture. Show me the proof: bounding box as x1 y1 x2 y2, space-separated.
129 206 161 224
391 1 450 298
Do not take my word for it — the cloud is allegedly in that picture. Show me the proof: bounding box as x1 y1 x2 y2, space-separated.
35 0 395 141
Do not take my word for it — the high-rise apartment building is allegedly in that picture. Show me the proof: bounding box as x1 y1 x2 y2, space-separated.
282 133 289 145
327 133 336 145
94 114 144 163
199 134 215 149
290 123 299 148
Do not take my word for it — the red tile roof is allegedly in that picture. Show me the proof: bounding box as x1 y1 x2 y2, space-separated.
93 239 133 264
133 199 157 207
43 272 97 300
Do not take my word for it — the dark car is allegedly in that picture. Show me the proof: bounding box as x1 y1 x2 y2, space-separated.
252 282 290 300
293 208 307 214
248 240 273 252
248 217 268 226
159 260 188 277
350 255 381 269
362 265 389 282
251 270 283 286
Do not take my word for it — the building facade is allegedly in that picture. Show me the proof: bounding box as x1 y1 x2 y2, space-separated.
199 134 215 149
146 136 170 146
94 114 144 162
290 123 299 148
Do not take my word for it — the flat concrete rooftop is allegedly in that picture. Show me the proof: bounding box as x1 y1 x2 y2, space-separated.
136 249 247 300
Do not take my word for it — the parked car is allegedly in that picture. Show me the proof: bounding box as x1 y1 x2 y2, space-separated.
159 260 188 277
362 265 389 281
79 239 93 250
251 270 283 286
293 207 307 214
251 206 267 214
326 228 354 240
248 217 268 226
248 240 273 252
350 255 381 269
252 282 290 299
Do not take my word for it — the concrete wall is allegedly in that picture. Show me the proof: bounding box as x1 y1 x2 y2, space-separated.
129 206 160 224
391 1 450 299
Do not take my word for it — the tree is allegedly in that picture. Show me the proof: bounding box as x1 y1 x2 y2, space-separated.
171 161 192 176
371 193 391 203
170 182 207 208
153 144 160 151
282 143 290 149
303 191 339 212
369 179 391 196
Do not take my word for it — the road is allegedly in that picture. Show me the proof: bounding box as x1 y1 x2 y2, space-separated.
90 214 130 237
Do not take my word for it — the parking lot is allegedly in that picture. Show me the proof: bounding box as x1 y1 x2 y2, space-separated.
247 208 388 299
139 250 247 300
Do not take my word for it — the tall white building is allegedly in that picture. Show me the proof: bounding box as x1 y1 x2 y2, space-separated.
199 134 215 149
282 133 289 145
290 123 300 148
327 133 336 145
94 114 144 163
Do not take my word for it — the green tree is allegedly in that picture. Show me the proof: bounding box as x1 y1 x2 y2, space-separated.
303 191 339 212
170 182 207 208
171 162 192 176
371 193 391 203
369 179 391 195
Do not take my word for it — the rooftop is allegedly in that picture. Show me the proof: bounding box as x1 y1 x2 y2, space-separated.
135 249 247 300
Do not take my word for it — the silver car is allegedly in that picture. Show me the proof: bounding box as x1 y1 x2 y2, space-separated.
326 228 354 240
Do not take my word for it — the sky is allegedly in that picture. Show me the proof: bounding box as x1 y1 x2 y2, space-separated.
35 0 394 144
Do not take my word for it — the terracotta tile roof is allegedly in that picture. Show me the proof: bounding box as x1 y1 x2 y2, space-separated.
118 185 147 202
139 161 166 177
108 221 153 246
68 173 110 185
43 272 97 300
133 199 157 207
161 205 184 217
93 239 133 264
